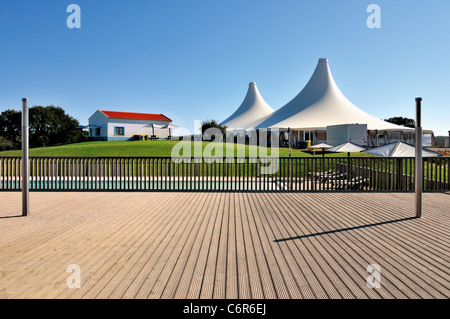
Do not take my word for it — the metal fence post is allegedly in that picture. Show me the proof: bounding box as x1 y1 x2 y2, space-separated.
22 98 29 216
415 97 422 218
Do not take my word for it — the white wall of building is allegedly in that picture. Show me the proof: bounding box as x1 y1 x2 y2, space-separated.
88 111 108 139
107 118 170 140
327 124 368 146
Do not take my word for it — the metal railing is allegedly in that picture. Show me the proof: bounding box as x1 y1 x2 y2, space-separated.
0 156 449 192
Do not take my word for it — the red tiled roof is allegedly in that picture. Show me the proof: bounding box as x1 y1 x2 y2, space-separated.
100 110 171 122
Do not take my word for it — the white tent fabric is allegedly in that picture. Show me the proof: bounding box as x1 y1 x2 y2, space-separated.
145 123 165 129
327 142 366 153
145 123 165 136
162 124 178 129
363 141 442 157
309 142 333 156
308 143 333 149
162 124 178 136
221 82 274 131
256 58 411 131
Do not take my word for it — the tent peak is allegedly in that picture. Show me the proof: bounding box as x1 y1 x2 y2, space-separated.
221 81 274 131
255 58 408 131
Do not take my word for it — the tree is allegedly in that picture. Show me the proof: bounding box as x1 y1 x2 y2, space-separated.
384 117 415 128
0 105 84 150
29 105 82 148
201 119 227 141
0 136 16 151
0 109 22 149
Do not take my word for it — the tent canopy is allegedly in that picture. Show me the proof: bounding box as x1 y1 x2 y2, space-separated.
256 58 412 132
221 82 274 131
363 141 442 157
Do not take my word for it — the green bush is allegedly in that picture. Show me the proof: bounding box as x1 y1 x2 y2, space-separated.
0 136 16 151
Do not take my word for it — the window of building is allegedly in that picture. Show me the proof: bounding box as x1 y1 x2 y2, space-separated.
114 127 125 136
96 127 101 136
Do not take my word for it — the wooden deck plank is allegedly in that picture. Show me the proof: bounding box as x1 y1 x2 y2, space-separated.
93 192 192 299
322 192 450 297
265 194 345 299
237 192 264 299
234 193 252 299
147 192 210 299
278 193 397 299
100 192 194 299
5 193 155 298
295 192 449 298
68 192 184 299
198 192 226 299
295 193 424 298
272 194 358 299
262 195 329 299
243 192 278 298
107 192 193 299
44 193 174 299
300 193 404 298
260 193 318 299
212 191 229 299
335 193 450 298
157 192 214 298
184 192 222 299
251 193 302 299
130 192 206 299
225 193 238 299
164 191 216 299
0 191 449 299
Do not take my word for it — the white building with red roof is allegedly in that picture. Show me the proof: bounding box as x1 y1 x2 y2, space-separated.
88 110 172 141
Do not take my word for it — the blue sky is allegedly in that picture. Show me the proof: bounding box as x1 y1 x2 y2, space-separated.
0 0 449 135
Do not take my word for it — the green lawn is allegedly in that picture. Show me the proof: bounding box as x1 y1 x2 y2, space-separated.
0 140 372 157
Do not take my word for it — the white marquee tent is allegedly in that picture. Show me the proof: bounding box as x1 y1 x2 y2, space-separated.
221 82 275 131
255 58 411 132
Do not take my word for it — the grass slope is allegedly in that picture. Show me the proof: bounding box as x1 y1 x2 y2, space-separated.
0 140 372 157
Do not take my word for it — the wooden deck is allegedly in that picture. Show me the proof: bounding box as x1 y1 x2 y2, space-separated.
0 191 449 299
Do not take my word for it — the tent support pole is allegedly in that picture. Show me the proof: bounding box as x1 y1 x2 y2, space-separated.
288 127 292 157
